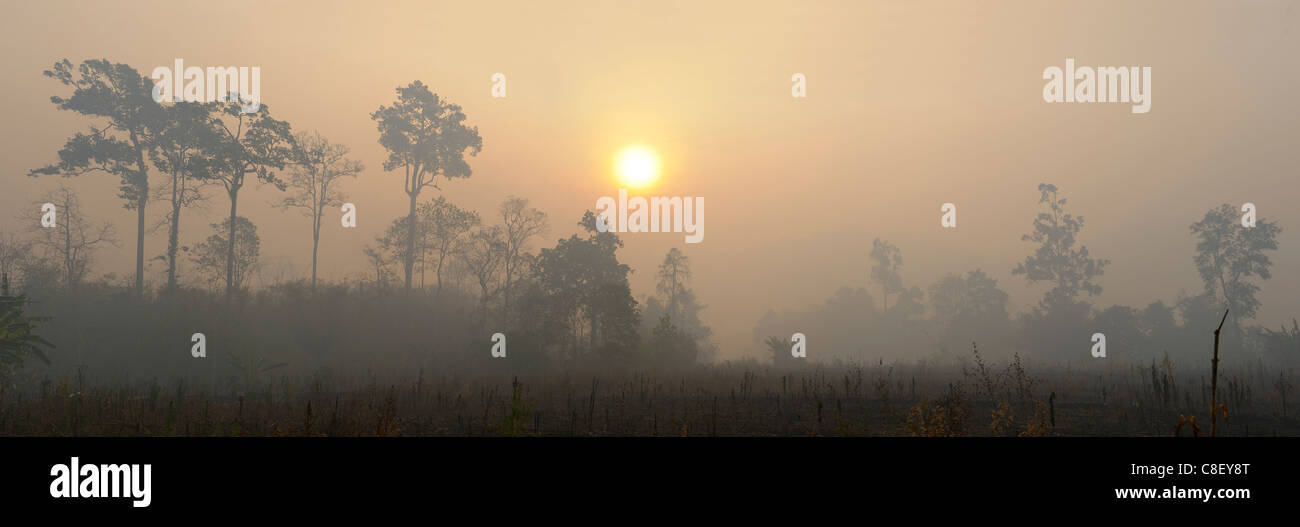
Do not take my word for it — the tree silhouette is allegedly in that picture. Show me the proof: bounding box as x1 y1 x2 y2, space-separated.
1190 203 1281 323
0 277 52 388
656 248 691 324
526 212 640 360
374 215 420 281
1013 183 1108 358
422 197 480 294
150 101 219 294
206 98 295 304
928 269 1009 336
30 59 161 298
362 244 395 288
651 248 715 362
191 216 261 293
650 314 699 367
277 130 363 293
870 238 903 311
30 187 116 291
766 335 794 368
1012 183 1108 308
0 234 29 290
459 225 506 324
372 81 482 293
499 197 548 317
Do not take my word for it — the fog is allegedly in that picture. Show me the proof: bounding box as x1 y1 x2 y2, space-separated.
2 0 1298 376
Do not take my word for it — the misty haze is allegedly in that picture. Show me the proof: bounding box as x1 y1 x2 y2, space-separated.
1 0 1297 438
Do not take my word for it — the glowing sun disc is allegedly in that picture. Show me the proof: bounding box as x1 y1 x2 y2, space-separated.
615 145 661 188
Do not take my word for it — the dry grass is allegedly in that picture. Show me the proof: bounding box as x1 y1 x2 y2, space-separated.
2 357 1296 437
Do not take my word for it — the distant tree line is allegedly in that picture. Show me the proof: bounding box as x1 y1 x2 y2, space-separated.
758 183 1292 367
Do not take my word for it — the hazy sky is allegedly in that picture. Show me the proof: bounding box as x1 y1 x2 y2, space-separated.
3 0 1298 360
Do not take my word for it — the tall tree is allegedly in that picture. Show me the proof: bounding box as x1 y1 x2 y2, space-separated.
277 130 363 293
150 101 218 294
870 238 903 311
207 98 295 303
1012 183 1109 308
1013 183 1108 358
30 59 161 297
656 248 691 324
371 81 483 293
1190 203 1281 323
30 187 116 291
653 248 715 362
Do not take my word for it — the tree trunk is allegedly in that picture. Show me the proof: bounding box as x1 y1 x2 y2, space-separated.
167 170 182 294
311 213 320 294
435 252 446 294
502 262 513 322
479 282 490 326
130 133 149 299
226 186 240 304
136 197 146 297
404 191 417 293
63 203 74 291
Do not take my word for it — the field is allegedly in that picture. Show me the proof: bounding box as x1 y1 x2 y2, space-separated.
4 357 1295 437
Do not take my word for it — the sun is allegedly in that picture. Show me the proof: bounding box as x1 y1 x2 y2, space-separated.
614 145 661 188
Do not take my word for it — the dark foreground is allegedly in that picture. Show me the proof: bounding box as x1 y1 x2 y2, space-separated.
3 361 1296 437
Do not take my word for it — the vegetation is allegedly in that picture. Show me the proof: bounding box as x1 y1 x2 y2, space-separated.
0 275 52 387
0 354 1295 437
5 57 1296 437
